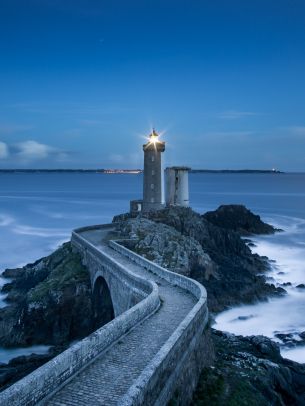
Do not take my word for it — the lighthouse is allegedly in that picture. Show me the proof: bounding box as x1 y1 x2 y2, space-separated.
142 129 165 212
129 128 190 216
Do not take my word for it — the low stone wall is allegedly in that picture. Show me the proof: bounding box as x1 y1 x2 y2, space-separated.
109 240 206 300
109 240 209 405
0 233 159 406
0 227 209 406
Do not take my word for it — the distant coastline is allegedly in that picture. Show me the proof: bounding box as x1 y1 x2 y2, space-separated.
0 169 285 174
191 169 284 174
0 169 142 174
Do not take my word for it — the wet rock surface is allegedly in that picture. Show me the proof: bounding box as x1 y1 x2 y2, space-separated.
274 331 305 349
192 329 305 406
114 206 285 313
0 243 106 391
115 206 305 404
203 204 281 236
0 204 296 402
114 217 217 279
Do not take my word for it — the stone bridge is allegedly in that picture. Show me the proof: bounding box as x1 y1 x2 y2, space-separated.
0 224 209 406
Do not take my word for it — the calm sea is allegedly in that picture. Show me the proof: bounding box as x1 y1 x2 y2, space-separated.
0 172 305 362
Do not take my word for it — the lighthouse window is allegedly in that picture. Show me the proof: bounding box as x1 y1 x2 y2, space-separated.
151 155 155 162
151 183 154 189
152 170 155 175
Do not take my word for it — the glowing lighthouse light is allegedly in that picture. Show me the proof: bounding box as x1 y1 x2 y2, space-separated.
149 128 160 145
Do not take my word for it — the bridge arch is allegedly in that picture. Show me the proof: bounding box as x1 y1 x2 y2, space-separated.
92 276 114 329
0 226 209 406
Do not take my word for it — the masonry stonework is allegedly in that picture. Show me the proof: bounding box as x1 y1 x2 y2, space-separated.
0 225 209 406
142 129 165 212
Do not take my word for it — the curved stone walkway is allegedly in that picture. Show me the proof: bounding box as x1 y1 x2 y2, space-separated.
45 228 197 406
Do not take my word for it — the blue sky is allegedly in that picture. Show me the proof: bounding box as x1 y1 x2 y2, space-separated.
0 0 305 170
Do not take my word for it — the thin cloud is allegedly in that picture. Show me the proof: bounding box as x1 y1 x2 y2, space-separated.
286 126 305 136
64 128 83 137
16 140 56 160
80 119 103 126
109 154 124 163
0 141 9 159
14 140 70 162
9 101 133 116
218 110 259 119
0 123 33 135
109 152 142 166
200 130 255 138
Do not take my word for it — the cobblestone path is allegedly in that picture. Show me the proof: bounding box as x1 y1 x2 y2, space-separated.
45 228 196 406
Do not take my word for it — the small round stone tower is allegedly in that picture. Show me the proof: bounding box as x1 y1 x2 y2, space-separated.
142 129 165 212
165 166 190 207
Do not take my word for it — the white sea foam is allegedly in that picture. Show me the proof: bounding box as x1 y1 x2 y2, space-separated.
0 292 8 308
215 294 305 338
281 346 305 364
251 241 305 285
1 173 304 364
263 214 305 235
49 238 69 250
216 214 305 363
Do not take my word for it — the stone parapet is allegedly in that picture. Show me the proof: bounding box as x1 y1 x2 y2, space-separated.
109 240 209 405
0 230 159 406
0 225 209 406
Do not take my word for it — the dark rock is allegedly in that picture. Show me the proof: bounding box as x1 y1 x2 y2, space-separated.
192 329 305 406
0 242 110 392
203 204 281 236
0 204 294 399
233 314 256 322
275 333 296 347
114 217 217 279
0 351 55 391
296 284 305 289
131 206 284 312
0 243 98 347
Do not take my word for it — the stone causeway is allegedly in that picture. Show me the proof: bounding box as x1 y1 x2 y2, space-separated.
0 224 209 406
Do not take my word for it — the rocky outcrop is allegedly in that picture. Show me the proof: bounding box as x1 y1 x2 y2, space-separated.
193 329 305 406
0 243 98 347
0 205 291 397
114 206 285 312
115 217 217 280
0 242 107 391
203 204 280 235
0 351 57 392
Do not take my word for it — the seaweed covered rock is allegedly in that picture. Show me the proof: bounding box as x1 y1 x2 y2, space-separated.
0 242 111 391
193 329 305 406
0 242 102 348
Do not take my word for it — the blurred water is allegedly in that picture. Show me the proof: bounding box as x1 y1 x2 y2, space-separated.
0 345 51 364
0 172 304 362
